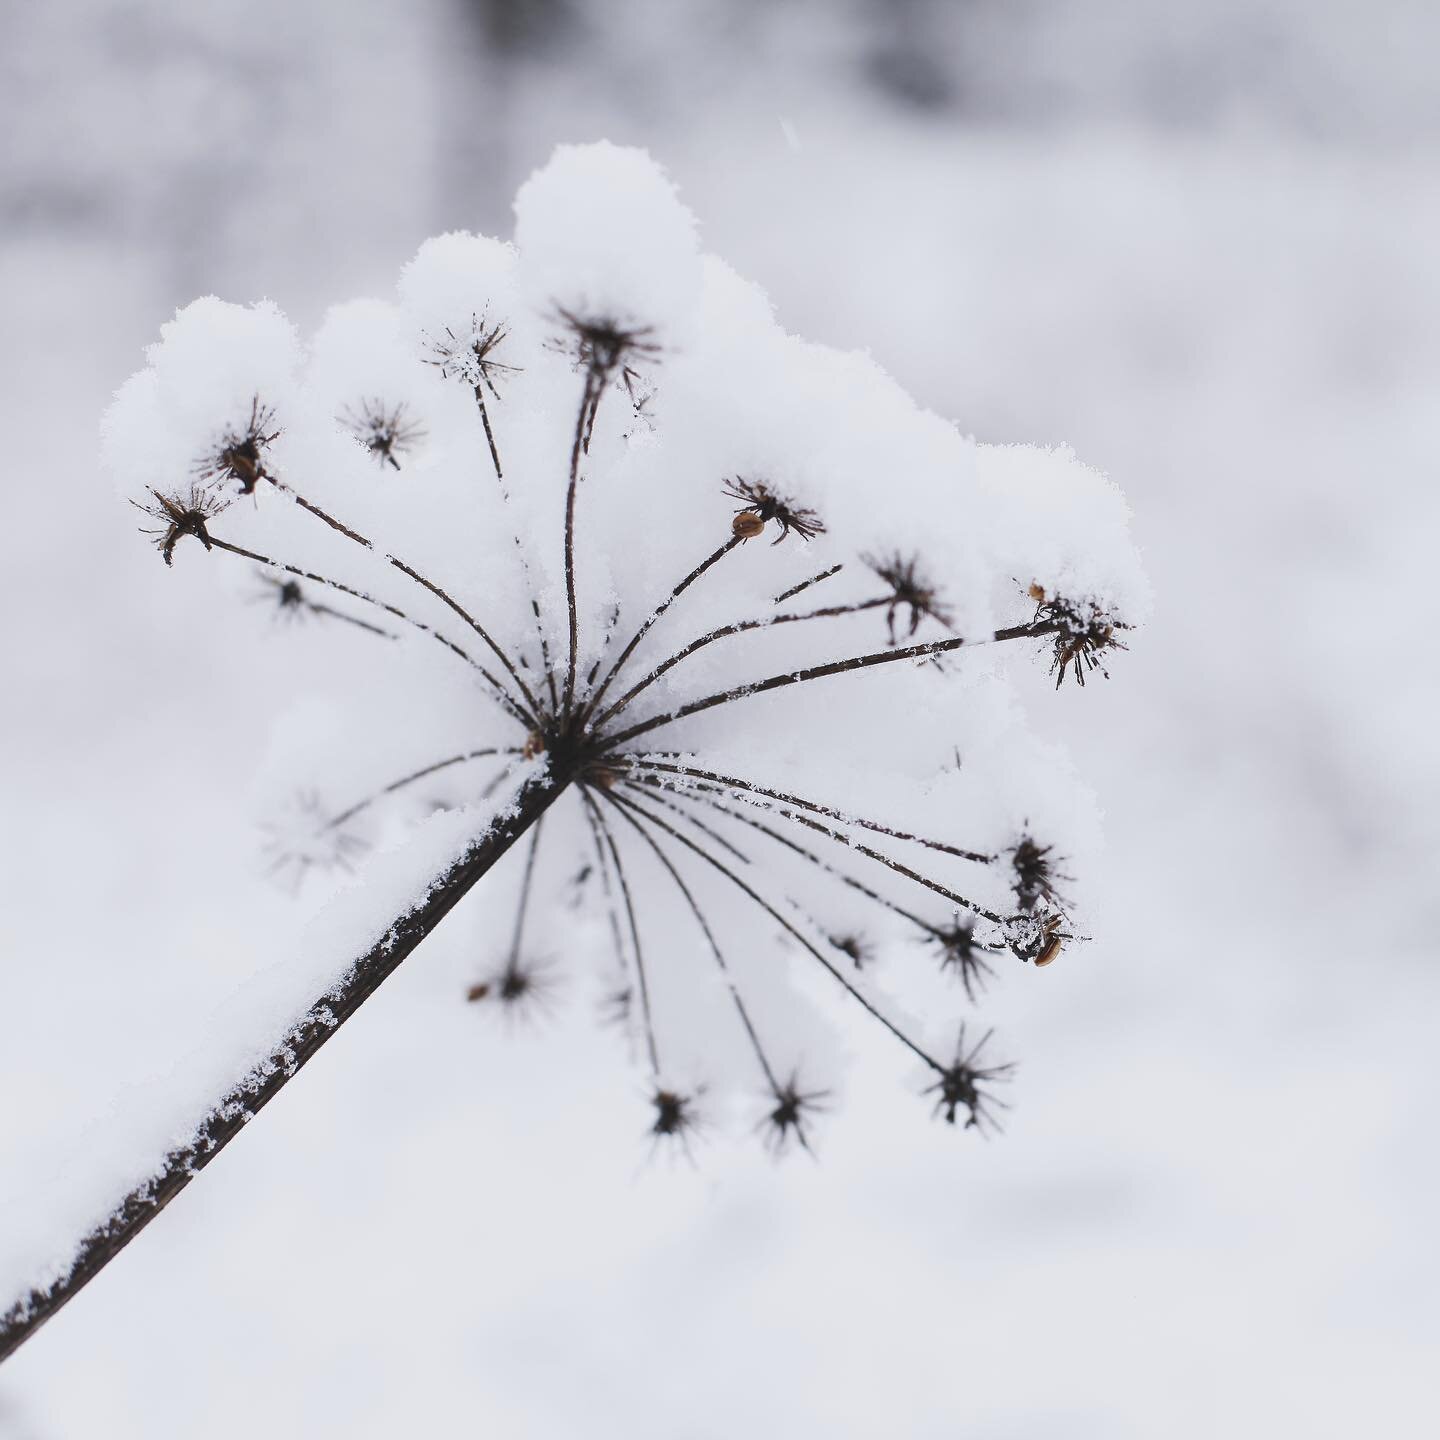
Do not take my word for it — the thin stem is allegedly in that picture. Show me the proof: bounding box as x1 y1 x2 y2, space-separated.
472 384 560 716
561 370 601 717
0 769 566 1367
632 766 1008 925
506 815 546 964
209 537 531 727
609 789 945 1075
473 385 504 482
582 798 632 991
267 476 542 724
302 600 394 637
603 794 780 1092
582 790 661 1075
603 620 1057 749
621 782 753 866
591 597 890 732
581 535 745 725
326 748 520 830
630 760 994 864
775 564 843 604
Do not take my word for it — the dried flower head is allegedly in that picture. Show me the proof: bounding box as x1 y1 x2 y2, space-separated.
648 1087 701 1148
723 478 825 545
864 551 954 644
760 1074 829 1156
465 955 558 1021
1010 834 1071 913
342 398 426 470
132 483 231 566
924 1026 1014 1132
924 915 999 1002
829 933 873 969
424 315 516 396
1028 585 1131 688
552 306 660 382
196 396 280 495
259 791 369 893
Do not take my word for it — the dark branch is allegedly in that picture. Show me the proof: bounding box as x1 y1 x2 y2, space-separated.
0 770 566 1366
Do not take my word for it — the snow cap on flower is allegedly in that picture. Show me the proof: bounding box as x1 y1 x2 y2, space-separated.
975 442 1152 626
513 142 702 343
398 231 518 344
102 297 301 503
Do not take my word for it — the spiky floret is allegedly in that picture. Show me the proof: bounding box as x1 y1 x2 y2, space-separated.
924 1026 1014 1132
424 314 516 395
552 306 659 382
1010 834 1071 913
864 551 953 644
924 915 999 1002
342 398 426 470
195 396 280 494
829 933 873 969
465 955 557 1020
1028 585 1130 688
132 482 231 566
649 1088 701 1144
723 477 826 545
259 791 369 893
760 1074 830 1155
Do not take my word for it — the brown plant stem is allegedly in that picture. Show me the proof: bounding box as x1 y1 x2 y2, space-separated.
602 620 1058 749
0 770 566 1367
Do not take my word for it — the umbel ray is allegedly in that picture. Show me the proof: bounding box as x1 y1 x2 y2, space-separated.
1 143 1146 1362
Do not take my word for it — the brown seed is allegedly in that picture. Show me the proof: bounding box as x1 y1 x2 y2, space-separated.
1034 937 1062 968
732 510 766 540
1028 581 1047 602
522 731 546 760
466 982 491 1002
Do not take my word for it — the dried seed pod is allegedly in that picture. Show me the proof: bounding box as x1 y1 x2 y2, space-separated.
732 509 766 540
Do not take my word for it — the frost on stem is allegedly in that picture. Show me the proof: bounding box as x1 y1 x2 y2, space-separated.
100 142 1148 1170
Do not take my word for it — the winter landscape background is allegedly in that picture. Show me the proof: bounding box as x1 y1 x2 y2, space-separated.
2 2 1437 1436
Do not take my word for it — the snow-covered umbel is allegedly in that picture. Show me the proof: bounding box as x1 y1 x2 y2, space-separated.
103 141 1146 1154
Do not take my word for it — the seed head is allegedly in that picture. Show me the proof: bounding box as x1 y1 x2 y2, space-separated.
722 478 825 544
760 1073 829 1156
196 396 280 495
342 398 426 470
865 552 953 644
424 315 517 396
1029 586 1130 688
924 1025 1014 1132
132 483 230 567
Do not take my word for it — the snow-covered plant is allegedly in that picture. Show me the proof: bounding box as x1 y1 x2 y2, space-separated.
1 142 1145 1361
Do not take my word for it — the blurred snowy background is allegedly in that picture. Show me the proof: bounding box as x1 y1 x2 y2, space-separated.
2 1 1437 1435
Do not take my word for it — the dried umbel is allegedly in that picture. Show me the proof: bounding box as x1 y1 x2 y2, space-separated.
100 143 1149 1162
